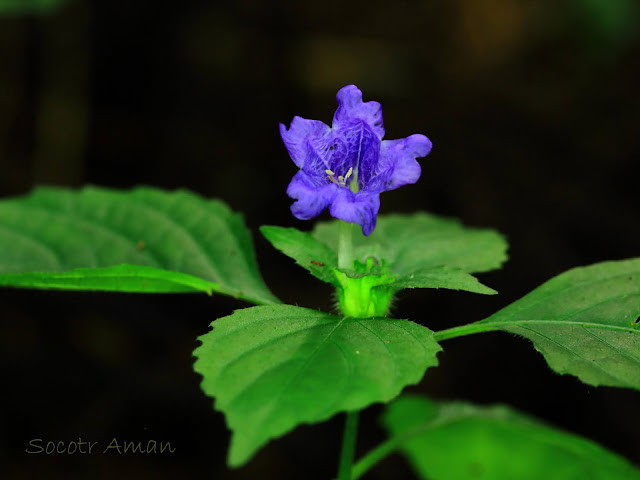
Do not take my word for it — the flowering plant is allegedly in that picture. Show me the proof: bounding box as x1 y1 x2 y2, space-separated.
1 86 639 479
281 85 431 236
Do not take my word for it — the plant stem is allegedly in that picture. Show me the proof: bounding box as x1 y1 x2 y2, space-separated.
352 415 463 479
338 220 354 270
337 410 359 480
351 435 400 480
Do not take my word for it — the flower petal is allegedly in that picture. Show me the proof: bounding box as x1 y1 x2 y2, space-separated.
279 116 331 168
332 85 385 140
287 170 337 220
304 130 350 178
329 189 381 236
367 134 432 193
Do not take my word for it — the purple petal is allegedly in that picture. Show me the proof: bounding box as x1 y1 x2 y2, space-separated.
367 134 432 193
332 85 385 140
315 121 379 192
303 130 350 178
279 116 330 168
329 189 381 236
287 170 338 220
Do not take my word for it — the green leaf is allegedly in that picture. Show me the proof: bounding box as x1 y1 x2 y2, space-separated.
389 266 497 295
311 213 505 294
261 218 500 319
193 304 441 467
439 258 640 390
261 222 497 296
0 0 71 14
259 226 338 285
313 213 507 275
0 186 278 304
378 395 640 480
0 264 220 294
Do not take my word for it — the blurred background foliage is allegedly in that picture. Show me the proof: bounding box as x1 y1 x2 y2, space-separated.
0 0 639 479
0 0 71 15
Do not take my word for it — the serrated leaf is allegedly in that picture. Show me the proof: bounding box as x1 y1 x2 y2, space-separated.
457 258 640 390
261 223 497 296
313 213 508 275
193 305 441 467
259 226 338 285
378 395 640 480
0 186 278 304
264 213 506 295
390 266 497 295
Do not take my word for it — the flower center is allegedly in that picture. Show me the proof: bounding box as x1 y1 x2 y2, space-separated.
325 167 353 188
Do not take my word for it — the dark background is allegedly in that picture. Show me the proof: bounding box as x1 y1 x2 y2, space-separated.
1 0 639 478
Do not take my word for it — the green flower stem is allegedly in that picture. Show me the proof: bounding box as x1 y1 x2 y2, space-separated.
352 425 435 479
351 436 401 480
337 410 359 480
338 220 354 270
335 220 360 479
352 413 467 479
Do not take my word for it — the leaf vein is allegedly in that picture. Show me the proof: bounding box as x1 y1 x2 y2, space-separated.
516 324 633 387
581 326 640 365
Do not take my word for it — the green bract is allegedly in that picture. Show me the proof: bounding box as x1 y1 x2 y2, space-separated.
313 213 508 276
333 259 395 317
262 213 505 318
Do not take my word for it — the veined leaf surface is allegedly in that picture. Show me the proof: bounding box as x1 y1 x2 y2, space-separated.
262 213 506 295
0 186 278 304
193 305 441 466
437 258 640 390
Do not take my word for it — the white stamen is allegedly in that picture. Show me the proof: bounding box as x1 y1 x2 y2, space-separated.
326 168 351 188
345 167 353 180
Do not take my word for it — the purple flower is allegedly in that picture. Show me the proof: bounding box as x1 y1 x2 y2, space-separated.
280 85 432 236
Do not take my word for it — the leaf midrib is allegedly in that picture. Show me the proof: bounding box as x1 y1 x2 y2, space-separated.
486 269 640 323
477 319 640 334
239 316 349 451
512 324 635 387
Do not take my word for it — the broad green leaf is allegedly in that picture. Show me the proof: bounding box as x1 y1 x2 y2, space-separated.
377 395 640 480
193 304 441 467
0 0 71 14
440 258 640 390
0 186 278 304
